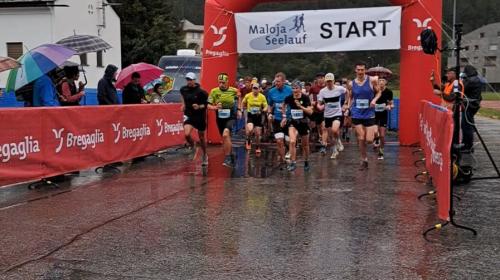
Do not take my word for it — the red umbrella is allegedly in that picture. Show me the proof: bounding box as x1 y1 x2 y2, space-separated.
115 63 164 90
366 65 393 79
0 56 20 73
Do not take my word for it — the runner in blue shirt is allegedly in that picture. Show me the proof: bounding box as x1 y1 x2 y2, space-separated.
267 72 292 165
346 62 381 170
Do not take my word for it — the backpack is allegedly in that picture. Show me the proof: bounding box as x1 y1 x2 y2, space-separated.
420 29 438 55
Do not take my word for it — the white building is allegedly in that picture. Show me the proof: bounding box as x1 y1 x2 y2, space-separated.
180 19 204 54
0 0 121 89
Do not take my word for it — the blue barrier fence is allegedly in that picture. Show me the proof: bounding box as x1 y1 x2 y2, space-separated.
0 88 122 107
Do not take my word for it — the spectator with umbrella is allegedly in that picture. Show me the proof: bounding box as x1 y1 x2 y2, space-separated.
97 64 119 105
5 44 76 107
122 72 146 104
0 56 20 96
58 65 85 106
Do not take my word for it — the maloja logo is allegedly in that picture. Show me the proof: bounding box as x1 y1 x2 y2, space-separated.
156 119 184 136
412 18 432 41
210 25 228 47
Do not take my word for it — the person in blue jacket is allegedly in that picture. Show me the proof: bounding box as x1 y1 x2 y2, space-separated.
33 74 60 107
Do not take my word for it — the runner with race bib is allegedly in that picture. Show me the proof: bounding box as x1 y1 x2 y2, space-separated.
282 81 313 172
346 62 382 170
208 73 242 168
317 73 347 159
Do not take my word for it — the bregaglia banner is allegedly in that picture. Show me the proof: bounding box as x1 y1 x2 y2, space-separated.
0 104 187 186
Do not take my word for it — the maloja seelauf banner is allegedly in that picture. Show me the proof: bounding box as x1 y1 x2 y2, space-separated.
235 6 401 53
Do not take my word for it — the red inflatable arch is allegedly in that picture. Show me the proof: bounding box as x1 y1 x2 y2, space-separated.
202 0 442 145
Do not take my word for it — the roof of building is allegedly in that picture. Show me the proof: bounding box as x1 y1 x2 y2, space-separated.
181 19 204 32
0 0 57 8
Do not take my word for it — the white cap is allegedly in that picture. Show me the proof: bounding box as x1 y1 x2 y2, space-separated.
185 72 196 80
325 73 335 82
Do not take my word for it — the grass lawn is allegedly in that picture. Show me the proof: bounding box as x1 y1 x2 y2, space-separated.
390 90 499 101
478 107 500 120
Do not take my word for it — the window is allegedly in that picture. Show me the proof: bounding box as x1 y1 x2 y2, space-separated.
498 31 500 37
80 53 88 66
474 45 479 50
489 45 498 51
460 58 468 64
96 51 103 67
191 32 196 39
6 42 23 59
480 32 485 38
473 56 479 64
464 46 470 51
482 68 487 77
484 56 497 66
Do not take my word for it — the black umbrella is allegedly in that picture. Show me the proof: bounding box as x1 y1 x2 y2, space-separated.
366 66 393 79
56 34 112 55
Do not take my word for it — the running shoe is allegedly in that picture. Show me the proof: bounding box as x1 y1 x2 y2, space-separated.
337 138 344 152
202 154 209 166
304 161 310 172
285 152 291 160
223 156 234 168
255 148 262 156
378 148 384 160
359 160 369 170
287 161 297 172
320 146 327 155
330 149 339 159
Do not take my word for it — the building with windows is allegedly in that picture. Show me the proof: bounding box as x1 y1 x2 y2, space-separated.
448 22 500 89
180 19 203 54
0 0 121 89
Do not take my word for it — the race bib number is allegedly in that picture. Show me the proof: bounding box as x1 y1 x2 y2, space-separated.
250 107 261 114
291 109 304 120
356 99 370 109
218 109 231 119
375 103 386 112
326 102 340 110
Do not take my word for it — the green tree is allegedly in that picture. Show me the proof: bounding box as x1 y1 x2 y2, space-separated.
113 0 183 67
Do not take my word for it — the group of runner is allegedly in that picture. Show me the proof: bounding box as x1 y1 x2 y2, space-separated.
179 61 394 172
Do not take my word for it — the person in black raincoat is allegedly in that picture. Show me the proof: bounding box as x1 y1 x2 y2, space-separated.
97 64 119 105
462 65 483 152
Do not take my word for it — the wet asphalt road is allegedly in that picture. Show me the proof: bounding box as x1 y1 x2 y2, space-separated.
1 119 499 279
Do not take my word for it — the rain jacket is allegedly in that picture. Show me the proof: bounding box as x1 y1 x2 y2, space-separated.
463 65 482 108
33 75 60 107
97 64 119 105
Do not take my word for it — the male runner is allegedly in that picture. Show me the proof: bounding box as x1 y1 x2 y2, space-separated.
373 77 394 160
317 73 347 159
242 82 268 155
180 72 209 166
208 73 242 168
308 73 326 152
282 81 313 171
346 62 381 170
267 72 292 166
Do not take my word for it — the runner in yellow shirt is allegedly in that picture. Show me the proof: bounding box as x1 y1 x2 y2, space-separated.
242 82 268 155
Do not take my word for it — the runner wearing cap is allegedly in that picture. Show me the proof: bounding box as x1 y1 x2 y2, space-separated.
282 81 313 171
267 72 292 166
180 72 209 166
317 73 347 159
373 77 394 160
346 62 381 170
208 73 242 168
242 82 268 155
309 73 326 153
